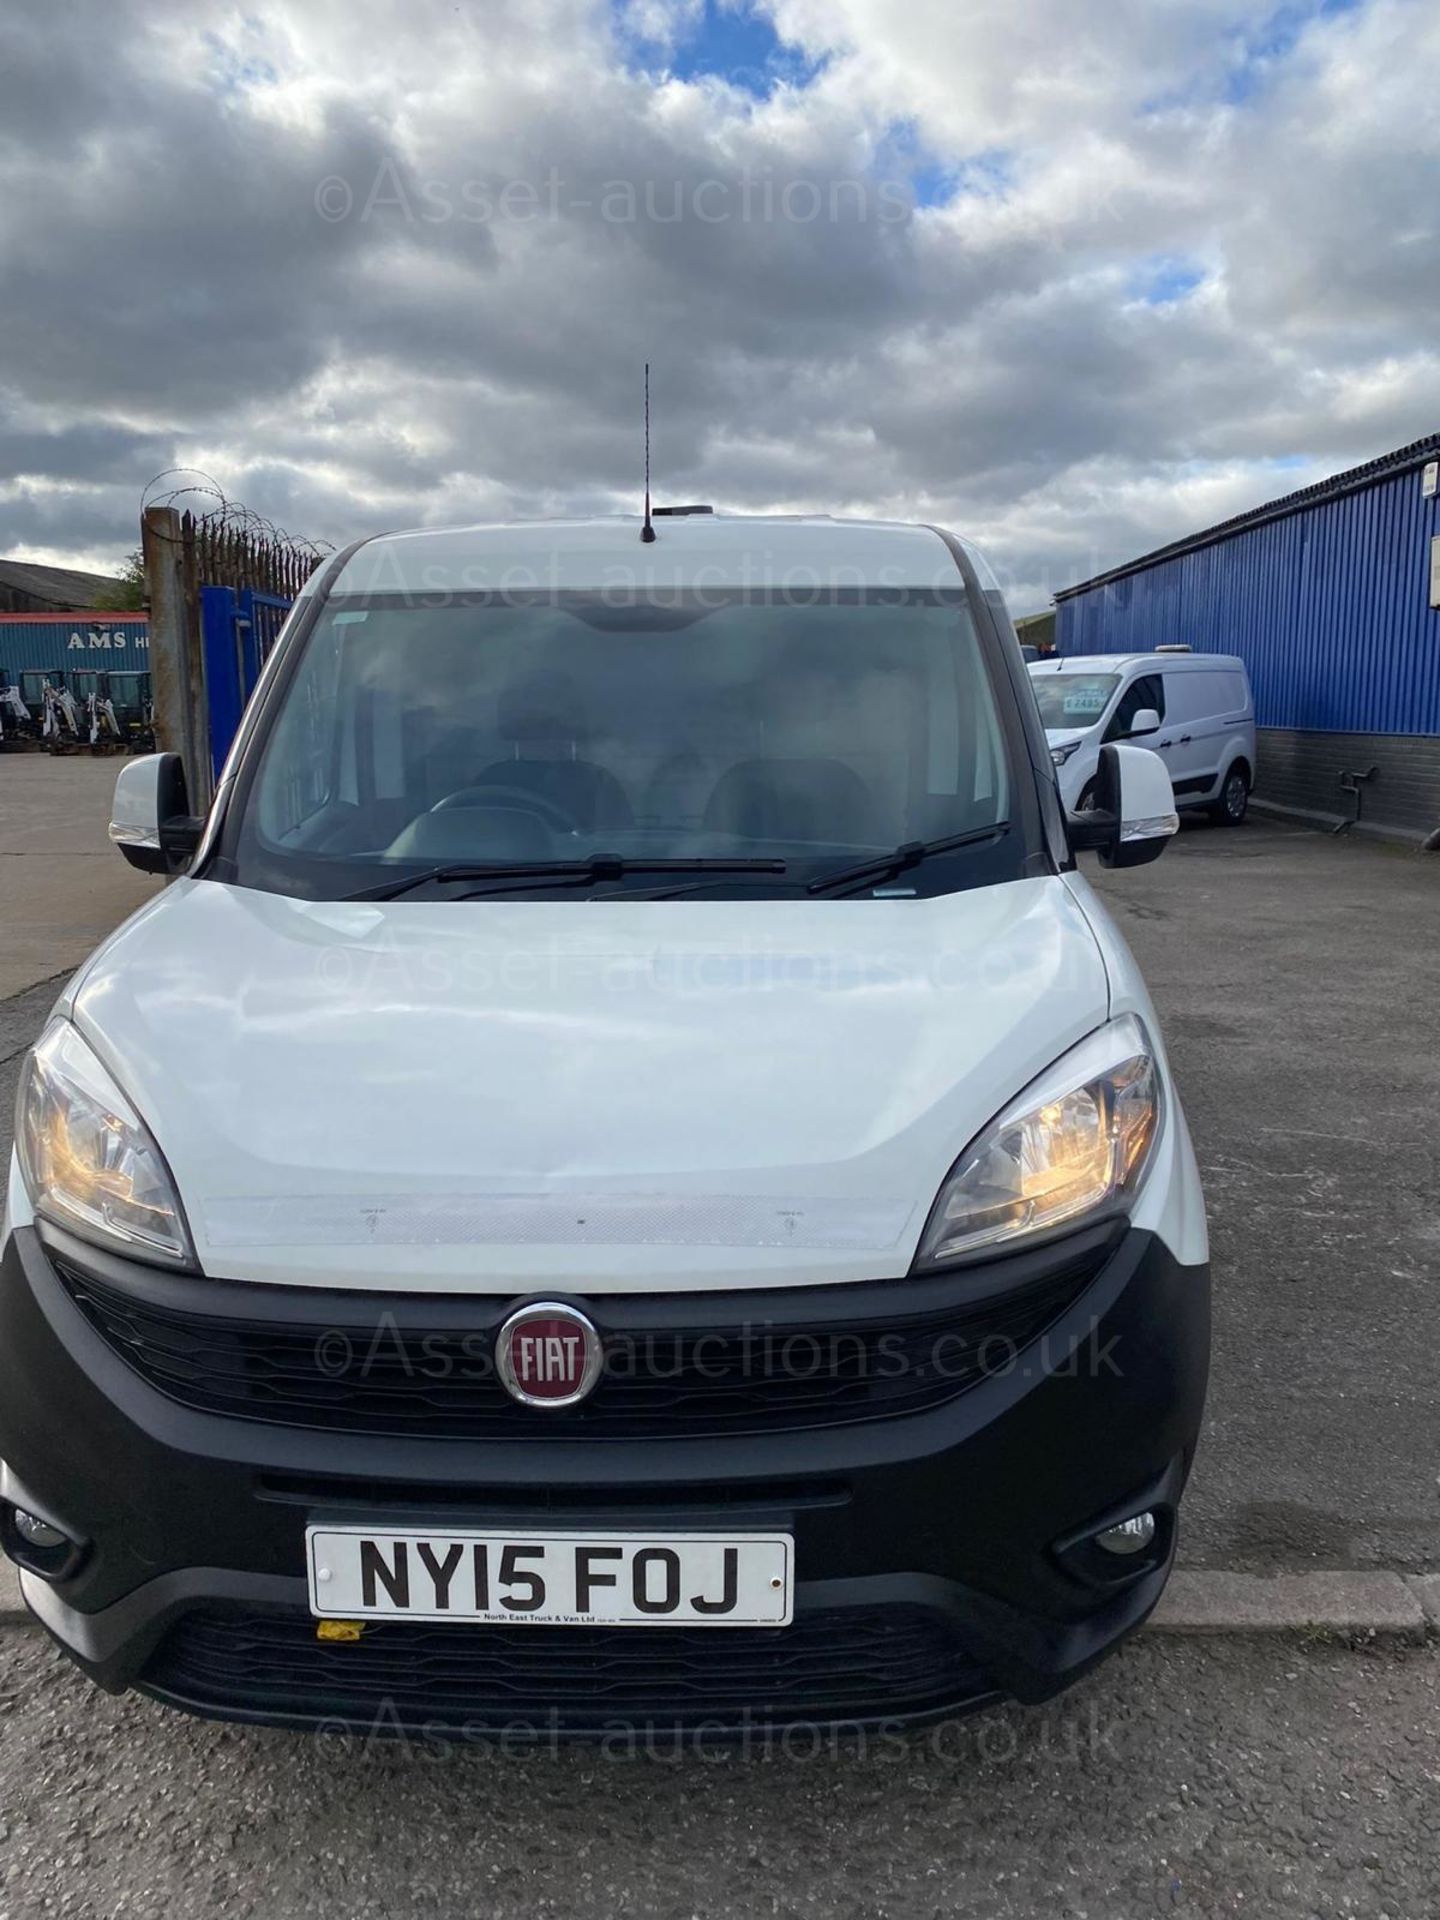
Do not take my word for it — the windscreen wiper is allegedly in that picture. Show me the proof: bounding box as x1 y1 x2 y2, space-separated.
603 874 809 902
348 855 787 902
806 823 1010 897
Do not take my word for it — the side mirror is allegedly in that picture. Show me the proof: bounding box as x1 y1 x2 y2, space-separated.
109 753 204 875
1126 706 1161 738
1067 742 1178 869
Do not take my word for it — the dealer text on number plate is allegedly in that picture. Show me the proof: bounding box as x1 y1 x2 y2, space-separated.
306 1527 794 1626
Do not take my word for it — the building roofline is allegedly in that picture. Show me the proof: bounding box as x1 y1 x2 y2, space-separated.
1054 431 1440 602
0 610 147 624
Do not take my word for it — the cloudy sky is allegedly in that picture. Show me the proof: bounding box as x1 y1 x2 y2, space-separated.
0 0 1435 610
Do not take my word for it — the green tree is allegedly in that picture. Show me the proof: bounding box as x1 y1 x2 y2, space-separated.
91 548 147 611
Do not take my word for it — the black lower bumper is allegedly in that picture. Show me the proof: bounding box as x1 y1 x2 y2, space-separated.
0 1220 1208 1739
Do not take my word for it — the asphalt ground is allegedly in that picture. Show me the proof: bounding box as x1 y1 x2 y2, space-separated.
1089 815 1440 1573
0 1626 1435 1919
0 753 160 1000
1 763 1438 1915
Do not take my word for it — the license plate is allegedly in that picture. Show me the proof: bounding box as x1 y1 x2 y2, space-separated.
306 1527 794 1627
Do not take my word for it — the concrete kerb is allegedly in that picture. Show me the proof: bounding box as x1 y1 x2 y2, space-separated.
1150 1570 1429 1644
0 1561 25 1625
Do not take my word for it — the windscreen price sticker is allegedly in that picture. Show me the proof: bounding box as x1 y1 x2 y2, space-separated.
1062 689 1109 716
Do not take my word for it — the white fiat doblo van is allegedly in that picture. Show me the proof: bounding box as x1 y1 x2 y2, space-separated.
2 515 1209 1742
1030 651 1256 825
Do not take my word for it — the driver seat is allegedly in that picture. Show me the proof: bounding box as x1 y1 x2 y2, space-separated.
449 670 633 832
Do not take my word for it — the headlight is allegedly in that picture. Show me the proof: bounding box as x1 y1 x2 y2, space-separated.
16 1020 194 1265
915 1016 1160 1268
1050 741 1081 767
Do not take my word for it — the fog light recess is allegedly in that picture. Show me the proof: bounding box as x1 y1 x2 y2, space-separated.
1095 1512 1157 1557
13 1510 68 1551
1 1502 85 1581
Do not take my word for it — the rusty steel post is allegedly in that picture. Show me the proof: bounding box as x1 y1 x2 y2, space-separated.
141 504 211 812
141 505 187 767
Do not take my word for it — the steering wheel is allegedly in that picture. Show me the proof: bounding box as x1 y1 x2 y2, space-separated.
430 783 582 837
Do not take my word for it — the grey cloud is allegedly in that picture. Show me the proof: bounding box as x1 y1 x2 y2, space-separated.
0 404 173 486
0 0 1434 607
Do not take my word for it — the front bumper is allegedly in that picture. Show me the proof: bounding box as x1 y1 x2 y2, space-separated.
0 1220 1208 1740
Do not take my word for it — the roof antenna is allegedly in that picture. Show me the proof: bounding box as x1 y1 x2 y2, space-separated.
641 362 657 543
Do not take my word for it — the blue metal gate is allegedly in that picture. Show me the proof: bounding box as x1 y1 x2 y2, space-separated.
201 586 292 779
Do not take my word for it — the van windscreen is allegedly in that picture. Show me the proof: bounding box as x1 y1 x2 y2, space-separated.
1030 673 1120 730
225 588 1024 900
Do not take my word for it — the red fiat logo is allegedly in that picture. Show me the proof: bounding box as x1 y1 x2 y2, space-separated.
496 1303 602 1408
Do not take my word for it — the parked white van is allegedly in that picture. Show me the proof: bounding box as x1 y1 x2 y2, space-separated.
2 515 1209 1742
1029 652 1256 825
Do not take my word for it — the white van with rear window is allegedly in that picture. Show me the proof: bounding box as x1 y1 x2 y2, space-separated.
1030 652 1256 825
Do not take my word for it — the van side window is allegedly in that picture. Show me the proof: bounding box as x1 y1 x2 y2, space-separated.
1105 674 1165 741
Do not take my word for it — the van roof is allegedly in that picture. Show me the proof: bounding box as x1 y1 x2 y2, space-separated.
330 515 976 596
1028 652 1246 673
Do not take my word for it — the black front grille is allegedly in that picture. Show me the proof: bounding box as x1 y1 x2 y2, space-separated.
144 1604 993 1734
57 1231 1113 1440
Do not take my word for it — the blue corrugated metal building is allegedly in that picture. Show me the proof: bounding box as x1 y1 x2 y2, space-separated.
0 613 150 713
1054 434 1440 836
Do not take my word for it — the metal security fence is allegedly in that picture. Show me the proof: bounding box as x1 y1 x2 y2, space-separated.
141 494 330 807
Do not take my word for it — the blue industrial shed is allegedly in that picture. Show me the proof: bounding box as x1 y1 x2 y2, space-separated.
0 612 151 735
0 611 149 677
1054 433 1440 836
